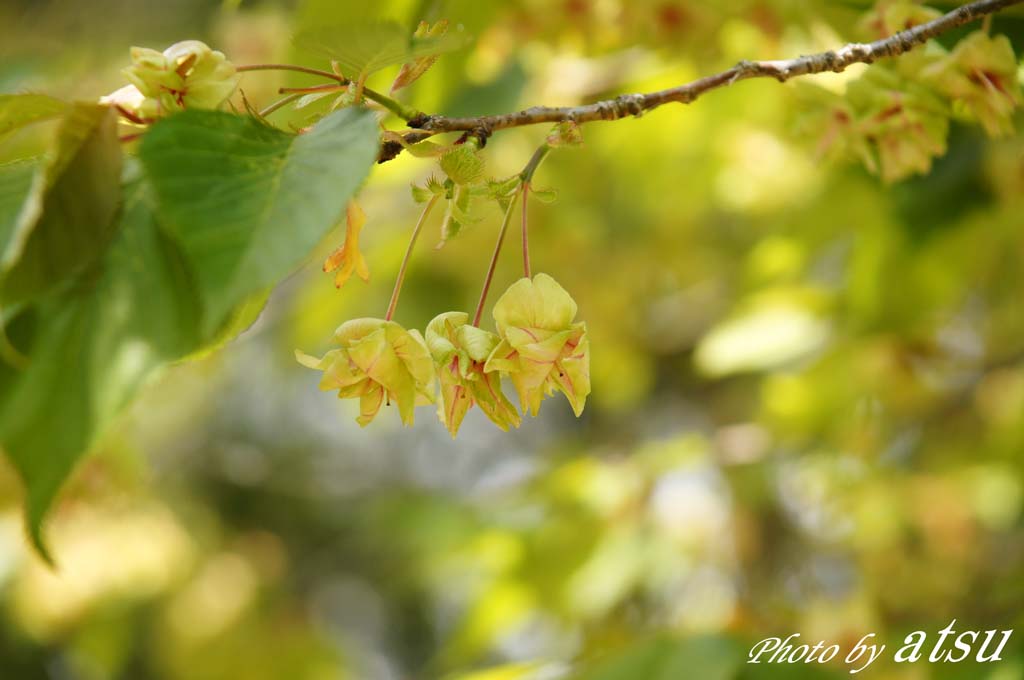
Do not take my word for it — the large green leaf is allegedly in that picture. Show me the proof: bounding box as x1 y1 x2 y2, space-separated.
0 93 66 138
1 106 378 559
0 104 122 304
139 107 379 335
0 179 201 560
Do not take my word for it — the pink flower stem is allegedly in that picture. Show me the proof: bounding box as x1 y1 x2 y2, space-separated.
386 194 440 322
472 187 521 327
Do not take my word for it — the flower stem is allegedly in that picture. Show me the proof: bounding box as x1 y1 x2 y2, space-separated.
278 84 347 95
520 184 531 278
386 195 440 322
519 144 552 184
259 93 303 118
472 188 521 327
237 63 422 121
238 63 342 80
517 144 552 279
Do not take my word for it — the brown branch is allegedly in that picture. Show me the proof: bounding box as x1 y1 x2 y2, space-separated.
377 0 1022 162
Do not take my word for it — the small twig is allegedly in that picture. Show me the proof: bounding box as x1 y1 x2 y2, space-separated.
278 83 347 95
238 63 346 81
520 144 552 184
385 195 440 322
238 63 422 121
380 0 1021 158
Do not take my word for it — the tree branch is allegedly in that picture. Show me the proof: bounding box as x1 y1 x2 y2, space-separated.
378 0 1022 162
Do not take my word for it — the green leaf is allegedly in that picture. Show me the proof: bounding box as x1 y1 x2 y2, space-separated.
139 107 379 335
440 144 485 185
0 93 67 139
391 20 451 93
0 180 202 561
0 159 38 255
0 104 123 305
295 20 467 79
1 106 378 557
530 186 558 203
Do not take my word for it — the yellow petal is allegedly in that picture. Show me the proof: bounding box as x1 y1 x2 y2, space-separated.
323 201 370 288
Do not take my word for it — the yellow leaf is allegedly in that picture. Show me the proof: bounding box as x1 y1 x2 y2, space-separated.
323 201 370 288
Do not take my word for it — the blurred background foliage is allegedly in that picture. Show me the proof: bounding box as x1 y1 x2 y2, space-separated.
2 0 1024 678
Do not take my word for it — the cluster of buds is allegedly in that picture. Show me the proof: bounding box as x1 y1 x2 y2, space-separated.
101 40 239 121
297 274 591 436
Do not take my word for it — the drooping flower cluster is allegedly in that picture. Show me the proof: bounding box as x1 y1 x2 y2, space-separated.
425 312 521 435
485 274 590 418
297 274 591 435
296 318 436 426
101 40 239 120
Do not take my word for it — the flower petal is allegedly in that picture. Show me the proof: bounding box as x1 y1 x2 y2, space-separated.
492 273 578 334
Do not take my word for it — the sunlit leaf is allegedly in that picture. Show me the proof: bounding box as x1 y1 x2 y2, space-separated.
391 20 451 92
0 93 66 138
0 104 122 305
0 179 201 560
694 301 829 377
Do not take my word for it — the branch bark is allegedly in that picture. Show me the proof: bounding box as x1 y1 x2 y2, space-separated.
379 0 1023 161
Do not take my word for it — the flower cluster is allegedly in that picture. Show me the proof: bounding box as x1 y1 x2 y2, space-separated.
297 274 591 435
800 4 1023 184
923 32 1024 137
101 40 239 120
296 318 435 427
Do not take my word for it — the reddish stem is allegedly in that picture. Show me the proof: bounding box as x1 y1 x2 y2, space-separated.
386 195 440 322
279 84 347 95
472 189 521 327
238 63 346 82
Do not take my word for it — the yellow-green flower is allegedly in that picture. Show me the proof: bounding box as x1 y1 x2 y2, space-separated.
925 31 1023 137
106 40 239 119
296 318 435 426
426 312 521 436
845 67 949 183
485 274 590 417
860 1 941 39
